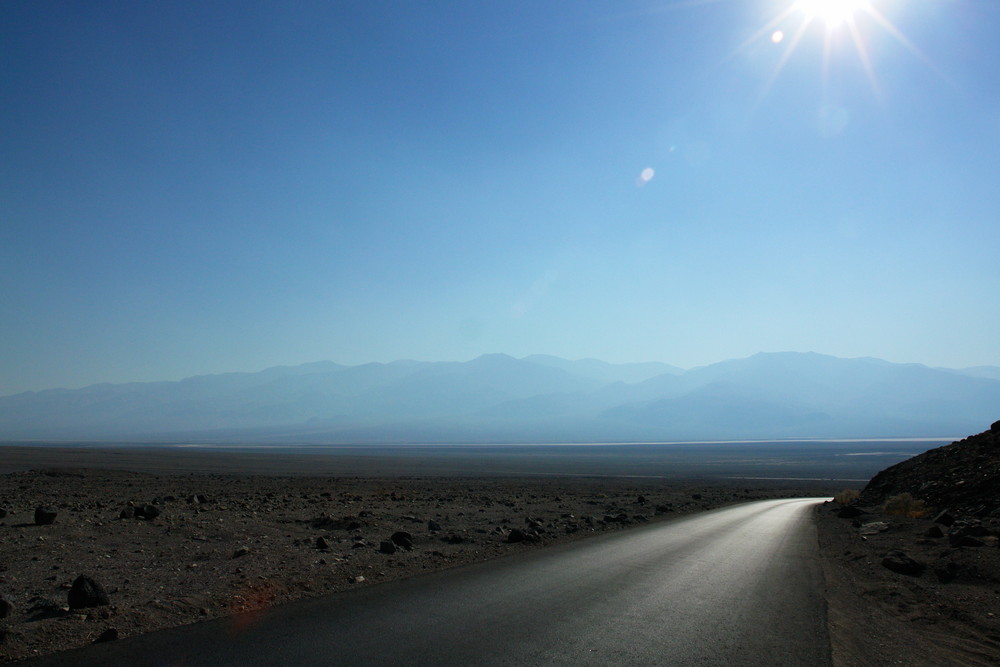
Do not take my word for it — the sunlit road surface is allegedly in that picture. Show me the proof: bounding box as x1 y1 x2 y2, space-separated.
25 498 831 666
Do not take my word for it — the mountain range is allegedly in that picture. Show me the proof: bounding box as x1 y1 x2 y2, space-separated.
1 352 998 442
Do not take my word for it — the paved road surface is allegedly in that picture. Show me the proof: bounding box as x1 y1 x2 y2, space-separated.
23 498 830 666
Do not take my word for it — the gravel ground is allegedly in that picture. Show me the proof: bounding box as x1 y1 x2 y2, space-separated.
816 500 1000 666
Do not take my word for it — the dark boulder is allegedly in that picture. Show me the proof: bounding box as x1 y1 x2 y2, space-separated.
881 551 925 576
390 531 413 549
0 598 13 619
837 506 864 519
68 575 110 609
135 505 160 520
507 528 526 543
427 519 442 532
119 506 135 520
925 525 944 539
94 628 118 643
932 510 956 526
316 536 330 550
379 540 397 555
34 506 58 525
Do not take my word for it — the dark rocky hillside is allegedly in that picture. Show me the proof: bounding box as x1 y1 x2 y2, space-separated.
858 420 1000 515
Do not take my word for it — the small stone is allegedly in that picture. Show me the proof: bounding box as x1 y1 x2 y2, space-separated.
231 546 250 559
0 598 13 619
316 536 330 550
427 519 442 532
379 540 397 555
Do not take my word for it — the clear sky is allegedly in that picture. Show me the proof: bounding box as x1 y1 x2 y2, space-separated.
2 0 999 396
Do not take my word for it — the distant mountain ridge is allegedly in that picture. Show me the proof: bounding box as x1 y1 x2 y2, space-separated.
1 352 998 442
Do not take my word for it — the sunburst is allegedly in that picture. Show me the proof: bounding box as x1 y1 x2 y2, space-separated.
743 0 927 100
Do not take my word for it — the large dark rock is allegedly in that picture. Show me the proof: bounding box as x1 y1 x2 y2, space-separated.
94 628 118 643
135 504 160 520
837 506 864 519
34 506 57 525
881 551 925 576
0 598 13 619
427 519 442 532
932 510 956 526
390 531 413 549
68 575 110 609
379 540 397 554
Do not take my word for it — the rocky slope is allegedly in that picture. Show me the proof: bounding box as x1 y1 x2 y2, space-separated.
858 420 1000 514
817 421 1000 666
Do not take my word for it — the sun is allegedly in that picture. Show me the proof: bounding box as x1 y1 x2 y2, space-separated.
794 0 870 28
742 0 925 100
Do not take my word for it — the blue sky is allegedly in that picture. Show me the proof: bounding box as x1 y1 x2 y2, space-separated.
2 0 999 395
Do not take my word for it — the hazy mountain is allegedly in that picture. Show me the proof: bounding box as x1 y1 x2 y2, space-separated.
1 352 997 442
522 355 683 384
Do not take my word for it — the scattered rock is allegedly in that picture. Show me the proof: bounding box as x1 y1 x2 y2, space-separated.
0 598 13 619
231 546 250 559
881 551 925 576
379 540 397 555
427 519 442 532
68 575 110 609
925 525 944 538
118 506 135 520
135 505 160 520
315 536 330 550
34 506 57 525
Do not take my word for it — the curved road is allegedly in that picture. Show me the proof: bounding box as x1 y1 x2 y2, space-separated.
25 498 830 666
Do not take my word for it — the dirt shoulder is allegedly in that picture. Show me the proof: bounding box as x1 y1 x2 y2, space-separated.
0 464 821 664
815 501 1000 666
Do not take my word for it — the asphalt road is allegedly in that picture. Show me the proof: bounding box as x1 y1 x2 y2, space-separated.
23 498 831 666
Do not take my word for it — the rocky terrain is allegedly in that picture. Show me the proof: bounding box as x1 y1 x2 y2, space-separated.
817 421 1000 666
0 457 819 663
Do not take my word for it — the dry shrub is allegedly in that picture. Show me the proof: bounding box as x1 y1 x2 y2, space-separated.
834 489 860 504
883 492 929 518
